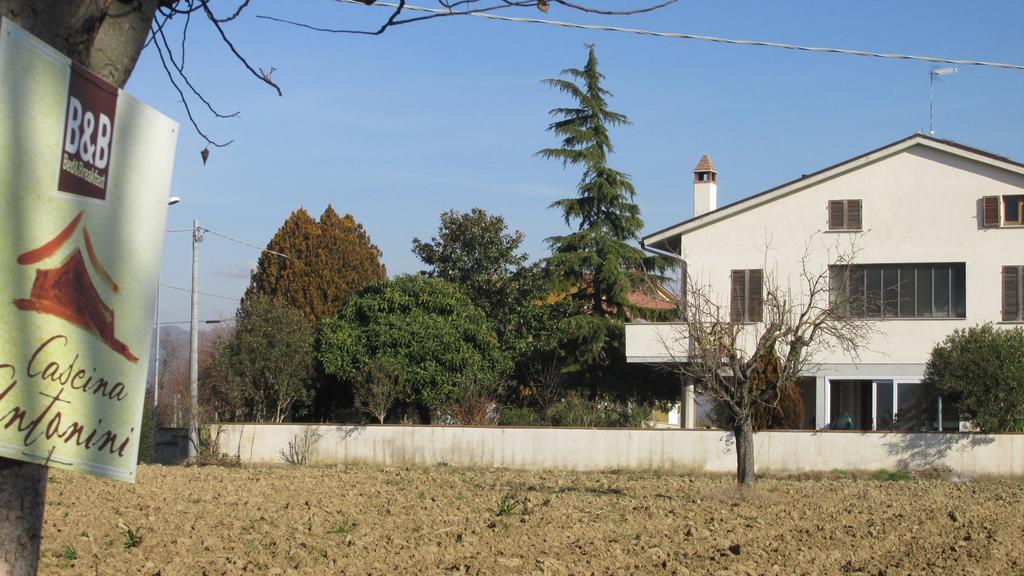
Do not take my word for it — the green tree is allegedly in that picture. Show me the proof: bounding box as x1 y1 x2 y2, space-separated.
211 296 317 423
318 276 508 417
413 208 550 358
243 205 387 324
413 208 529 313
536 45 671 373
924 323 1024 433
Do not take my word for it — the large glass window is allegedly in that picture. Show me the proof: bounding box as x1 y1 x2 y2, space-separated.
829 380 954 432
830 263 966 319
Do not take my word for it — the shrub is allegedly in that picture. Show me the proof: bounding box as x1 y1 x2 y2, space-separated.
319 276 509 416
498 406 547 426
875 468 912 482
547 390 602 427
924 323 1024 432
545 391 654 428
353 358 408 424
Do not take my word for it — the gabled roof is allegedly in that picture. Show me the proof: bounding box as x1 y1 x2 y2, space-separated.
643 134 1024 251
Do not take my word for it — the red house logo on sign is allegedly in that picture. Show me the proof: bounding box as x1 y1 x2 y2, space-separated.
58 63 117 201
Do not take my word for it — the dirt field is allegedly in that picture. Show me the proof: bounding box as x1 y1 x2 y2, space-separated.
38 464 1024 575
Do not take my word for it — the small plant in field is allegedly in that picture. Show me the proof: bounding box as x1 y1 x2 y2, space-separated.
875 468 912 482
121 526 142 549
328 522 350 535
495 490 523 517
55 545 78 569
47 475 58 485
832 469 851 479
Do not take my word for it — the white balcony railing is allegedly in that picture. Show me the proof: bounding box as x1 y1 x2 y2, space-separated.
624 322 689 363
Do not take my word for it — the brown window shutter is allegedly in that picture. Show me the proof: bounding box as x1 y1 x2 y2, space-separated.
1003 266 1021 322
748 269 764 322
730 271 745 322
828 200 844 231
983 196 1000 227
846 200 862 230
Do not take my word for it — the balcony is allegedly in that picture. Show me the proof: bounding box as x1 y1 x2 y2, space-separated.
624 322 689 363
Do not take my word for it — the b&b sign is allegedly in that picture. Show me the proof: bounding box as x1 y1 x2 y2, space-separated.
60 63 118 200
0 19 179 482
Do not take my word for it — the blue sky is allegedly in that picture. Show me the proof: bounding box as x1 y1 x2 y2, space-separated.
124 0 1024 325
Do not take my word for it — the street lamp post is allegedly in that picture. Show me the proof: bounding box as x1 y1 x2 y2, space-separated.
152 196 180 421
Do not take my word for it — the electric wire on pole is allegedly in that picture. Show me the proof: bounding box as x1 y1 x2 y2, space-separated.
314 1 1024 71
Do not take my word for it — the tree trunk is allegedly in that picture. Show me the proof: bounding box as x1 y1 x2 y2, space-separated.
0 458 48 576
734 418 756 486
0 4 160 572
0 0 160 88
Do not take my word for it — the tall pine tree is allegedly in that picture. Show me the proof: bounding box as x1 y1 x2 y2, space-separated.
537 45 672 374
242 205 387 324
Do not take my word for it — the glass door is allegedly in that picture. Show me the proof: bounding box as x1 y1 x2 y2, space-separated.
828 379 939 431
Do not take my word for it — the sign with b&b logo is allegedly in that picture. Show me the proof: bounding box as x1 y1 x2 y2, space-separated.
0 19 179 482
59 63 118 200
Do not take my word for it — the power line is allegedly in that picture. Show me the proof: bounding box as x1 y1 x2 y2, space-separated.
202 227 290 259
158 319 236 325
331 0 1024 71
160 283 241 302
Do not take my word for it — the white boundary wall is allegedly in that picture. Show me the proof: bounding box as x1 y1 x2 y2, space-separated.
215 425 1023 476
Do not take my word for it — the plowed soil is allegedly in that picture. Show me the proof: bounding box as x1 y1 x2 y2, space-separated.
39 464 1024 575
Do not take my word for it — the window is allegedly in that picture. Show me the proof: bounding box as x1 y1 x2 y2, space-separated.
830 263 966 319
1005 195 1023 225
730 269 762 323
828 379 953 432
1004 266 1023 322
828 199 862 231
982 195 1024 227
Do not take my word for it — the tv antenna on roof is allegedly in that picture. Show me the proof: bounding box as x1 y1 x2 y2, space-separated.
929 66 958 136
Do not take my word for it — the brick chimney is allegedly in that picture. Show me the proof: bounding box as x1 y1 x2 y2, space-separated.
693 155 717 217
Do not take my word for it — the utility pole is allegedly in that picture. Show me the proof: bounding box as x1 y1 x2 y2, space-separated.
188 220 202 462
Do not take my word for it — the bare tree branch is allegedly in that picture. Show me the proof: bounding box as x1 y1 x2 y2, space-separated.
200 2 283 96
150 23 234 148
156 25 240 118
658 235 874 485
256 0 676 36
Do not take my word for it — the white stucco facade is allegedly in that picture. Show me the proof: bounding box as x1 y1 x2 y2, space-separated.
627 135 1024 430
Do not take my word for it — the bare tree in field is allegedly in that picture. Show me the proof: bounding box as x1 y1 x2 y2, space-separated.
664 243 872 486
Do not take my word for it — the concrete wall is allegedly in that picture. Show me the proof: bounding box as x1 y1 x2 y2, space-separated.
215 424 1023 476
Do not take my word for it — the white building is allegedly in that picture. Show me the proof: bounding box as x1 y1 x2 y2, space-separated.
626 134 1024 431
